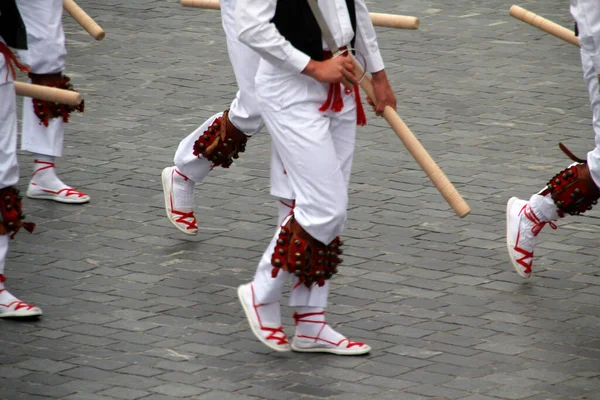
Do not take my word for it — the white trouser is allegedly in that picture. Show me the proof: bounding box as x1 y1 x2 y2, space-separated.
174 0 267 180
17 0 66 157
251 60 357 307
0 49 19 276
0 58 19 190
531 49 600 221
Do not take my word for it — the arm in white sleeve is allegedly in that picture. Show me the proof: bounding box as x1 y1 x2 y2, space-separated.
235 0 310 74
353 0 385 73
575 0 600 72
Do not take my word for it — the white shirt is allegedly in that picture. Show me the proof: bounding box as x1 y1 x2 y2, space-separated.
571 0 600 71
235 0 385 74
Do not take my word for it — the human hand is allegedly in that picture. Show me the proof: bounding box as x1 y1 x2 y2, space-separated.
303 57 358 90
366 70 396 116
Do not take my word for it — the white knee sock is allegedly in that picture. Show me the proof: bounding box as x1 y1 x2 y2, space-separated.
31 155 68 190
172 168 195 210
529 192 561 222
294 306 345 343
0 236 18 304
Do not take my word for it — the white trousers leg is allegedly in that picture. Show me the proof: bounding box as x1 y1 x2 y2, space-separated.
220 0 263 136
173 113 221 183
16 0 66 74
582 50 600 188
17 0 66 157
21 98 64 157
0 235 7 277
0 67 19 189
532 49 600 223
172 0 265 184
256 63 357 244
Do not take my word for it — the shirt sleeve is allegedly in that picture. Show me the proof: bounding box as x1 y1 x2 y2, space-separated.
353 0 385 73
574 0 600 72
235 0 310 74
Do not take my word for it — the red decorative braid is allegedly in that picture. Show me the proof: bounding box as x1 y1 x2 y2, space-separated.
0 42 30 82
250 284 288 345
0 274 5 283
293 312 365 348
168 169 198 232
513 204 557 275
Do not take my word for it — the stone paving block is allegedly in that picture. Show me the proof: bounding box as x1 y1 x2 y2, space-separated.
4 1 600 399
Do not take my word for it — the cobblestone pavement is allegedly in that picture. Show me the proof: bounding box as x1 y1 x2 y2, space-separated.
2 0 600 399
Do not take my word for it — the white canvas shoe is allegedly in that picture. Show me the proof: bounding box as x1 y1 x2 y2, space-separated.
237 283 290 352
0 291 42 318
291 311 371 355
27 182 90 204
506 197 556 278
26 160 90 204
161 166 198 235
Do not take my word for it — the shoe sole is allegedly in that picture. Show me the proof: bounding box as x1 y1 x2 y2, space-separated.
161 167 198 236
291 343 371 355
0 309 42 318
506 197 530 279
27 191 90 204
237 285 290 353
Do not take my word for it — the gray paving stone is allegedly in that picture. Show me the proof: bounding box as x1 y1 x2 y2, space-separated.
4 1 600 399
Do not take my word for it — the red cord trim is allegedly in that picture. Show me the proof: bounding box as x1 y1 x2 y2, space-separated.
251 284 288 345
293 312 364 348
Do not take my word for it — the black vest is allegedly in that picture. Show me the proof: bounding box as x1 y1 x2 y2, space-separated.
0 0 28 49
272 0 356 61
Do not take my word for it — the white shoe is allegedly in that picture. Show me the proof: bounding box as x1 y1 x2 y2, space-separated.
291 312 371 355
0 293 42 318
27 182 90 204
161 167 198 235
237 283 291 352
506 197 556 279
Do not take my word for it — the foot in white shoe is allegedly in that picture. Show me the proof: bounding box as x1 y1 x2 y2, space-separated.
27 160 90 204
0 288 42 318
291 311 371 355
506 197 556 279
161 166 198 235
237 283 290 352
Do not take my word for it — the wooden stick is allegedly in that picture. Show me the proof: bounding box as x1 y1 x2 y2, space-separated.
352 59 470 218
509 5 579 47
63 0 105 41
369 13 419 30
14 82 83 106
181 0 420 30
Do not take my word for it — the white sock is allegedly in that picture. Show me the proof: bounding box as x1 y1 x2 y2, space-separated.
31 155 68 191
171 168 195 210
529 193 561 222
256 301 283 328
0 274 20 306
0 286 19 306
294 307 345 344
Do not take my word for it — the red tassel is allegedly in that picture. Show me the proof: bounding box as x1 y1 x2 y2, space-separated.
331 83 344 112
319 83 335 112
22 222 36 234
354 85 367 126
